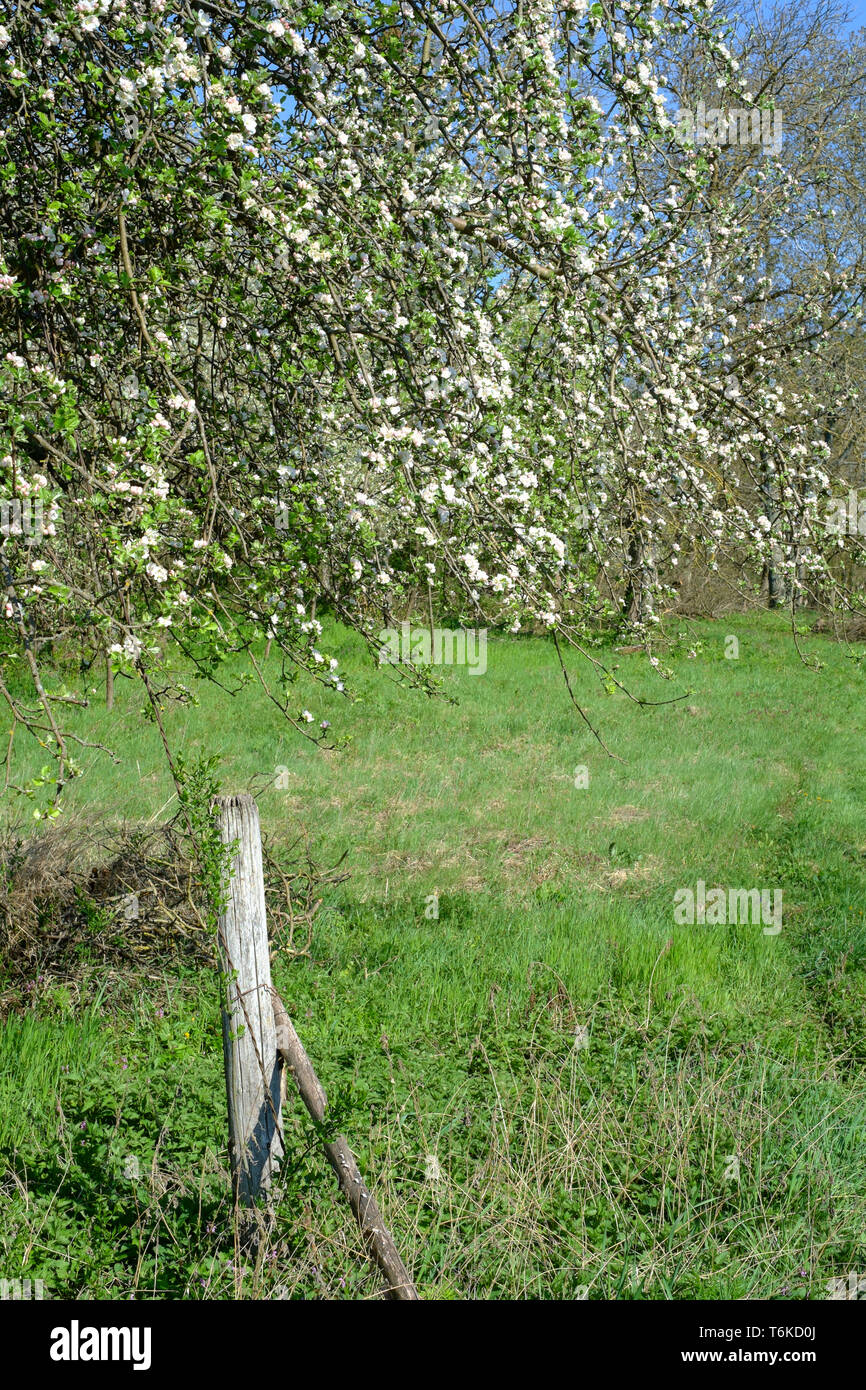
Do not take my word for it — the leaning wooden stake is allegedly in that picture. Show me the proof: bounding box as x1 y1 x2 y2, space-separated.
270 986 420 1300
216 793 283 1205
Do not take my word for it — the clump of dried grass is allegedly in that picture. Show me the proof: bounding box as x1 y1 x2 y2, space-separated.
812 612 866 642
0 818 211 996
0 814 349 1011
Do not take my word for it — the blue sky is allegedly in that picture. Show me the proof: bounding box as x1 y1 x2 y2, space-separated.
840 1 866 31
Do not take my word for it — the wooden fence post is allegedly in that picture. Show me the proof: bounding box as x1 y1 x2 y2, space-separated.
216 793 283 1205
215 791 419 1297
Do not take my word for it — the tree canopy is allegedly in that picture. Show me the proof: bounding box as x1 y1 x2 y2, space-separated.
1 0 864 808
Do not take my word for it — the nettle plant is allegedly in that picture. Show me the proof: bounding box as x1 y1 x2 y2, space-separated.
0 0 861 807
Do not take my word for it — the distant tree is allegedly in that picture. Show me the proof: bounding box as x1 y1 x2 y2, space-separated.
655 0 866 611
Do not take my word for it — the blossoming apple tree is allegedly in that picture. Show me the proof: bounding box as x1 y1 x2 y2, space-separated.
0 0 861 808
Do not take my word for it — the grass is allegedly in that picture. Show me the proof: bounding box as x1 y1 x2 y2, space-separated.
1 609 865 1298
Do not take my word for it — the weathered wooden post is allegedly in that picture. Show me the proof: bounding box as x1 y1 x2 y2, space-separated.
216 793 283 1205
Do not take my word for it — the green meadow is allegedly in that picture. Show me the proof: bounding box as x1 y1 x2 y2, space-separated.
1 610 865 1299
